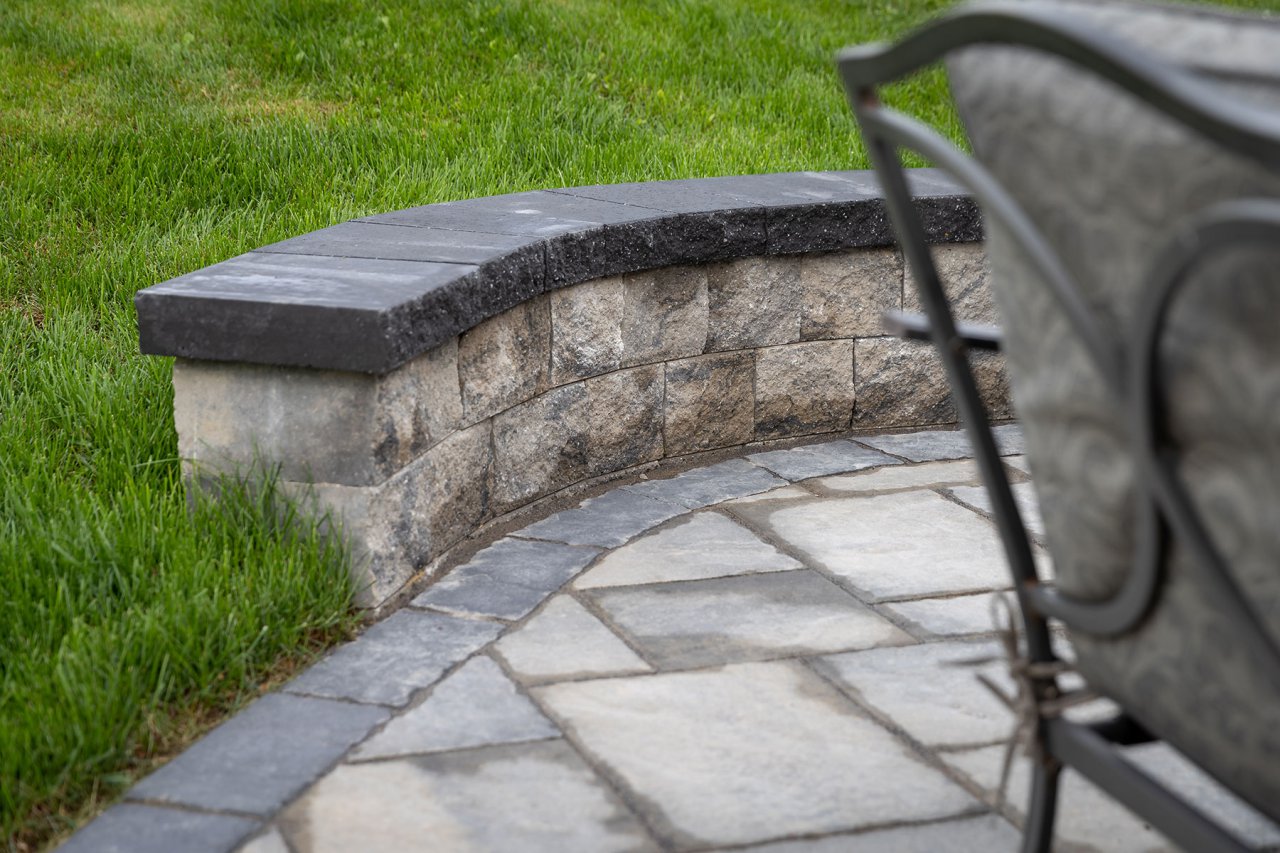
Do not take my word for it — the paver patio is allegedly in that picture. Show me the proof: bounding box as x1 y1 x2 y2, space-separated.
62 427 1280 852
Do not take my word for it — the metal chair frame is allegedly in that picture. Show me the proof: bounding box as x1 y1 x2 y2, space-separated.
837 6 1280 851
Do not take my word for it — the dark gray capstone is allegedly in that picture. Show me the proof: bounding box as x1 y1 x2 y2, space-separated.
135 170 979 375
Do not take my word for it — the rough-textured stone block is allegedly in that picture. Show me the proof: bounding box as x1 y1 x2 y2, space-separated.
621 266 708 367
550 276 625 384
59 804 259 853
372 339 464 473
586 365 664 475
126 693 389 815
663 351 754 455
904 242 995 323
290 421 492 604
175 343 461 489
853 337 1010 428
799 248 902 340
284 610 502 706
754 340 854 439
459 296 551 423
492 384 591 513
705 256 801 351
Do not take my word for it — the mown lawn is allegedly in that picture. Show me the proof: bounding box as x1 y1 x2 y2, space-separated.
1 0 1274 849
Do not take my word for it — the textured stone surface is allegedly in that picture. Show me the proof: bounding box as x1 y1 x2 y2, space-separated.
586 365 664 475
372 339 464 474
516 487 683 549
284 610 502 706
494 595 651 683
949 482 1045 537
59 804 259 853
816 458 979 492
585 571 913 669
621 265 708 366
753 340 854 439
881 592 1007 638
534 661 979 849
705 256 801 351
458 296 551 423
737 815 1020 853
352 656 558 761
663 351 754 455
943 747 1189 851
757 491 1014 599
854 424 1023 462
412 537 601 620
275 741 655 853
127 693 388 815
904 242 994 324
575 512 800 589
491 383 590 513
853 337 1010 428
289 421 491 604
746 440 899 482
799 248 902 340
623 458 785 508
814 641 1012 748
550 276 624 383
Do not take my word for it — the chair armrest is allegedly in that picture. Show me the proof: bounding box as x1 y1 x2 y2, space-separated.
882 309 1004 351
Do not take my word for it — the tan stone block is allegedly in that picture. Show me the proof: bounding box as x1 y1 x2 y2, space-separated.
374 339 464 474
754 340 854 439
853 337 1010 429
799 248 902 340
904 242 995 324
620 265 708 366
586 365 664 475
492 384 591 514
706 256 801 351
663 352 754 455
288 421 493 605
458 296 551 423
550 277 624 384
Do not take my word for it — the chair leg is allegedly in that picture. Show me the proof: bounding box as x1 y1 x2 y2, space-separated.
1021 758 1062 853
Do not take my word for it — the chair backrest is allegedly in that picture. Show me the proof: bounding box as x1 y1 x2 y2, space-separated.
947 0 1280 819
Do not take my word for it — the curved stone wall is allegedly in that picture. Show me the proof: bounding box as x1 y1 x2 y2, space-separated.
140 170 1005 605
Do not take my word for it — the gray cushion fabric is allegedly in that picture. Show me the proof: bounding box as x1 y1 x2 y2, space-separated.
947 0 1280 820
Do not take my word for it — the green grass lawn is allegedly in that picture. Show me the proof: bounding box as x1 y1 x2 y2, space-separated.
2 0 1275 849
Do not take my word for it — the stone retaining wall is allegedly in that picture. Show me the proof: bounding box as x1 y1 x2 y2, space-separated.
140 170 1005 605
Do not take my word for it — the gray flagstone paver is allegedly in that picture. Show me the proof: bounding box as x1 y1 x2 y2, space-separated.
351 656 558 761
283 609 502 706
815 458 979 492
746 439 900 480
412 537 601 620
756 491 1017 600
948 481 1045 538
574 511 801 589
534 660 981 849
126 693 389 815
621 457 785 508
514 487 685 548
271 740 655 853
59 804 260 853
493 595 651 682
585 570 912 669
67 425 1250 853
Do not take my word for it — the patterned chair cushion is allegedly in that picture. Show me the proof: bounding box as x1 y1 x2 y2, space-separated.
947 0 1280 820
